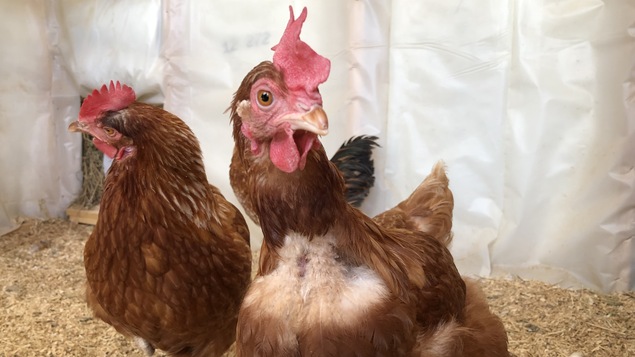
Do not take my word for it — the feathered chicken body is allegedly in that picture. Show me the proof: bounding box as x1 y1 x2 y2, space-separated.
230 7 509 357
68 82 252 357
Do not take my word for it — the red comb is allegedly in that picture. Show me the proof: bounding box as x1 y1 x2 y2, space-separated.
272 7 331 92
79 80 136 122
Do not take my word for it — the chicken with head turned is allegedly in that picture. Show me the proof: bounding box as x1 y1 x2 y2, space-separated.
69 81 252 357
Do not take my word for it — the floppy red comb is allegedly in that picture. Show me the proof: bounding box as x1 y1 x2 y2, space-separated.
272 6 331 92
79 80 136 122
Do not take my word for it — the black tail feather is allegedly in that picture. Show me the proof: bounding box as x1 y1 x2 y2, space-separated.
330 135 380 208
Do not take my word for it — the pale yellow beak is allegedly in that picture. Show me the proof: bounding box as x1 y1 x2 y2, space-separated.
285 105 329 136
67 121 84 133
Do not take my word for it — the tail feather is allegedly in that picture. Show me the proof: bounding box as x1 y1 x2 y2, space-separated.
330 135 380 208
397 161 454 246
374 161 453 247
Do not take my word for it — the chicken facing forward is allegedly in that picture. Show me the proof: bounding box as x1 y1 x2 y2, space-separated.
228 24 379 222
68 81 252 357
230 7 509 357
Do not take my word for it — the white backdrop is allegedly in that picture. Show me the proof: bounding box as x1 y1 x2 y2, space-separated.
0 0 633 292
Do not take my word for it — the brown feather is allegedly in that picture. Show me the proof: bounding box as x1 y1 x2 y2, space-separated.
84 103 252 357
231 138 467 355
374 161 454 246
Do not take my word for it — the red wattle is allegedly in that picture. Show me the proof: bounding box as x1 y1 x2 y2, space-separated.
270 128 299 173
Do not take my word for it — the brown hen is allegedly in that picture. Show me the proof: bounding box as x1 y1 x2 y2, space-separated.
229 7 509 357
68 81 252 357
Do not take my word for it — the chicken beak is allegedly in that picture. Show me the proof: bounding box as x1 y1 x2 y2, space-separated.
288 106 329 136
67 121 84 133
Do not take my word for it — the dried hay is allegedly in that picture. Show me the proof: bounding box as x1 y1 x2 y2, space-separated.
0 219 633 357
70 133 104 208
480 279 634 356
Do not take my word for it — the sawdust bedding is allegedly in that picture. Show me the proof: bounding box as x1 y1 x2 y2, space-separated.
0 219 633 357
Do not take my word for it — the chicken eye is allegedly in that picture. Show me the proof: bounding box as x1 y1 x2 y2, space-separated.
103 127 116 136
257 90 273 107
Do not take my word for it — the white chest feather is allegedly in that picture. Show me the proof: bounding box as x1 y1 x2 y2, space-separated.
242 233 388 329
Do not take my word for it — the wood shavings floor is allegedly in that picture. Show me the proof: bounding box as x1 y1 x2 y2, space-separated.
0 219 633 357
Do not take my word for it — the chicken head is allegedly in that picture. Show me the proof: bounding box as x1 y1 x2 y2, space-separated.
235 6 331 173
68 81 136 160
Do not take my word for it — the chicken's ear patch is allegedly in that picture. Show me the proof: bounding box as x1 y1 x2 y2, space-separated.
79 81 136 123
272 6 330 93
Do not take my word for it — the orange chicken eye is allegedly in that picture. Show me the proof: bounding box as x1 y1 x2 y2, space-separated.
103 127 116 136
257 90 273 107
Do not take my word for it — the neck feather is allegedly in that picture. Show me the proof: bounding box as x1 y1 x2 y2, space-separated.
253 145 349 247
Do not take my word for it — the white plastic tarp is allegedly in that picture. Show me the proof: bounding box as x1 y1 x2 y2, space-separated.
0 1 80 236
0 0 633 292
